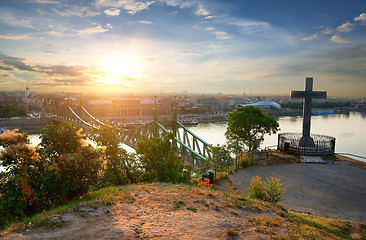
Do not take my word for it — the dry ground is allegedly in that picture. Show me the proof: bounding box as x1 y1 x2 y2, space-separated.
229 163 366 223
1 183 365 240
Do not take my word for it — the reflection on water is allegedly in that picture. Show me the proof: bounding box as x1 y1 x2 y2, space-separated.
2 111 365 172
188 112 366 160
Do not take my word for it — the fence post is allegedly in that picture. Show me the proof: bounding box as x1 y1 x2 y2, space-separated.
215 165 216 180
236 157 238 171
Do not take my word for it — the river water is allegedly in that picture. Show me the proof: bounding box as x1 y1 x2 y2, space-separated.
186 111 366 161
1 111 366 172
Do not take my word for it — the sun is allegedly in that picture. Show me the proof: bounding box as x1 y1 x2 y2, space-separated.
99 55 141 84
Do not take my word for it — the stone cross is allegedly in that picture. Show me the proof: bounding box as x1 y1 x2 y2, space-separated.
291 77 326 147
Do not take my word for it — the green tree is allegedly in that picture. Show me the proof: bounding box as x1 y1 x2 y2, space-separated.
17 106 27 116
225 106 279 154
136 133 191 183
93 125 141 185
203 144 233 172
38 122 101 200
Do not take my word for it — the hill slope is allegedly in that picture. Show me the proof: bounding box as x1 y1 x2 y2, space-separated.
1 183 365 239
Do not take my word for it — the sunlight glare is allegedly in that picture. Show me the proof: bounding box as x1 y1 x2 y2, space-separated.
99 55 141 84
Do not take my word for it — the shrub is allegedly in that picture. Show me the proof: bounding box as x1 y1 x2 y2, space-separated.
136 133 191 184
238 153 254 169
247 175 286 203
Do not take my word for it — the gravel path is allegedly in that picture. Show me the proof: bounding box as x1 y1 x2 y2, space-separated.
229 163 366 223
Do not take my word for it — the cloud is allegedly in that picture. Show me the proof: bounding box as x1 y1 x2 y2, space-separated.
212 31 231 40
137 20 152 24
330 35 350 44
223 18 271 33
304 13 366 43
0 34 29 40
96 0 155 15
40 65 85 77
0 52 104 88
324 43 366 61
205 27 215 31
0 12 33 28
158 0 195 8
52 5 100 17
27 0 60 4
76 24 109 36
337 22 355 33
354 12 366 24
104 8 121 16
0 74 11 78
0 66 14 71
205 16 215 20
45 31 63 36
39 44 59 54
0 53 35 72
196 5 209 16
302 27 334 40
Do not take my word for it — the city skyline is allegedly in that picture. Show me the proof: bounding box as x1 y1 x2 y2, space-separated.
0 0 365 97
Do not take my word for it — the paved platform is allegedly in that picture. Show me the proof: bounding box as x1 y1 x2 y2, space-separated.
229 163 366 223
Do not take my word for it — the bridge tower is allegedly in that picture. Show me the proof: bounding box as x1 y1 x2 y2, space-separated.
172 96 178 136
153 96 158 138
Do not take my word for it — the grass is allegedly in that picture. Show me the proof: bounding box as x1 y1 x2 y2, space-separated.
29 216 66 229
173 200 185 209
226 229 239 236
186 207 197 212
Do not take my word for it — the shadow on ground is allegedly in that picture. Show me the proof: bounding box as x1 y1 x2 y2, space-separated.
229 163 366 223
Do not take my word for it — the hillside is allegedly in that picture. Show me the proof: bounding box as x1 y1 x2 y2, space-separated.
1 182 365 240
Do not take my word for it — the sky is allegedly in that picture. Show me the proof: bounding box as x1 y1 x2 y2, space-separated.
0 0 365 97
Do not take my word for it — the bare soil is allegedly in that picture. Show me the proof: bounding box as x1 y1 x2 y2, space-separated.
1 184 282 240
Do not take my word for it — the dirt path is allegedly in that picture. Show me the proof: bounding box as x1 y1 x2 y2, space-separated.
229 163 366 223
1 184 280 240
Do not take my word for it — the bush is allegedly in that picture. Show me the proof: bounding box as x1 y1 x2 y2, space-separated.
136 133 192 184
247 175 286 203
93 125 142 186
237 153 254 169
0 123 101 229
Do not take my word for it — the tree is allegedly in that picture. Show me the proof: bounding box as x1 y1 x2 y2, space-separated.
136 133 191 183
92 125 141 185
225 106 279 154
38 122 101 200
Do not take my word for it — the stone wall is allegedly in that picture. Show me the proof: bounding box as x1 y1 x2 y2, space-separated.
253 150 299 166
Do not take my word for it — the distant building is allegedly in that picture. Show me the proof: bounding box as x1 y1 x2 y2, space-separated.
239 101 281 111
113 98 141 116
86 100 114 117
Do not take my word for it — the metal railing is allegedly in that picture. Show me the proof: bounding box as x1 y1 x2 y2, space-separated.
192 153 251 181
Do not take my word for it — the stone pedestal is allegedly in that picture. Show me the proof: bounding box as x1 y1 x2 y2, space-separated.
298 136 315 147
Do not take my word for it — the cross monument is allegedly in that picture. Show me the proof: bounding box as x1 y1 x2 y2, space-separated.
291 77 326 147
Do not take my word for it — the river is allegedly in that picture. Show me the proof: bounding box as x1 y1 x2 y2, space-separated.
2 111 366 171
186 111 366 161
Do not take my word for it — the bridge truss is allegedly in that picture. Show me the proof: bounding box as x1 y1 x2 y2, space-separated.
52 101 211 167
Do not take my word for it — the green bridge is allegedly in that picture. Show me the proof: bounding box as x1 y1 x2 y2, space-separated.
51 98 211 167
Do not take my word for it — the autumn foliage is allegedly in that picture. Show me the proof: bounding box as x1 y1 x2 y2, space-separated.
0 124 101 229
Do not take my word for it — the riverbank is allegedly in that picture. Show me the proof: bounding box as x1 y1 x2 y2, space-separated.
0 118 48 134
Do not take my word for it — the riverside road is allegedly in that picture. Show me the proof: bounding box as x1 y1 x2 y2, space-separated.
229 163 366 223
